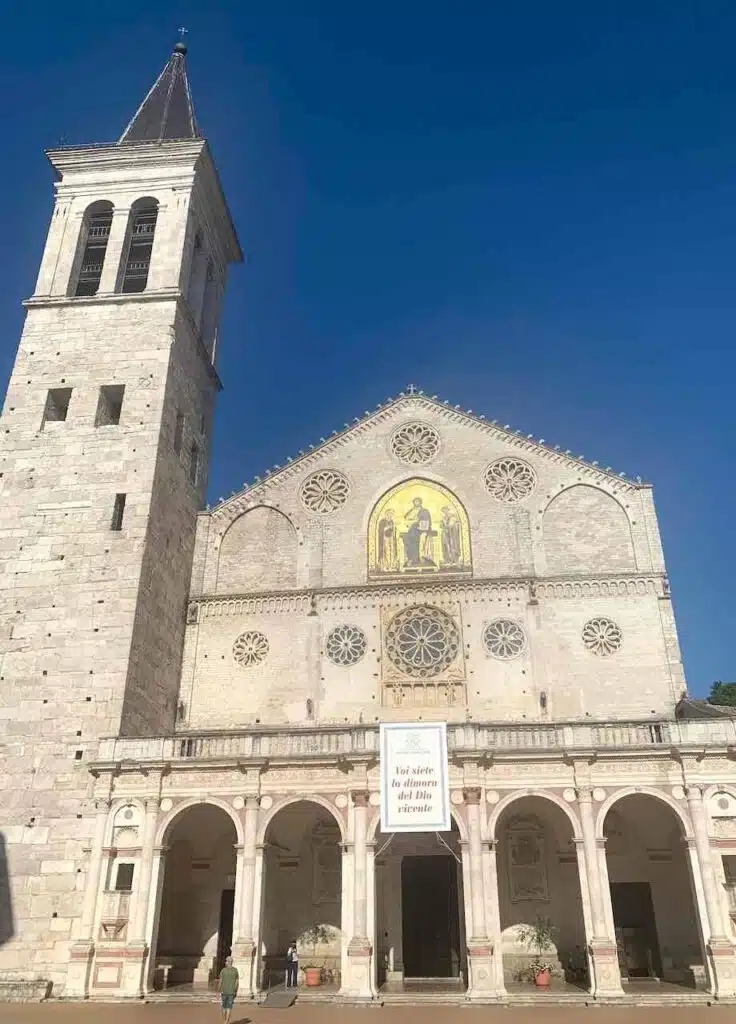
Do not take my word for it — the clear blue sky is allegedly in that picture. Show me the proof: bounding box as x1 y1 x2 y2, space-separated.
1 2 734 697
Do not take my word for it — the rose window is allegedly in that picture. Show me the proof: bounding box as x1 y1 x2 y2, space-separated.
325 624 367 666
299 469 350 515
233 631 269 667
390 422 440 465
386 605 460 678
582 618 622 656
483 458 536 502
483 619 527 660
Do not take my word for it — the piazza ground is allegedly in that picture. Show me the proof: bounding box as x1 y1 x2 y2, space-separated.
4 1007 736 1024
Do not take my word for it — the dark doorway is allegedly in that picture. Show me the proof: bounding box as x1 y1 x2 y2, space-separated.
216 889 235 975
401 856 460 978
610 882 662 979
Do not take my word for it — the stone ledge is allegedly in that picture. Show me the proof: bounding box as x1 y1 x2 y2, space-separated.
0 979 53 1002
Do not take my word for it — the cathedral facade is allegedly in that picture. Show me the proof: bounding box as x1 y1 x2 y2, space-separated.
1 43 736 1004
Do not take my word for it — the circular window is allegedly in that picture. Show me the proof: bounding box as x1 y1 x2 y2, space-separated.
483 619 527 660
582 618 622 656
325 624 367 666
390 422 440 465
484 457 536 502
233 631 269 667
300 469 350 515
386 605 460 678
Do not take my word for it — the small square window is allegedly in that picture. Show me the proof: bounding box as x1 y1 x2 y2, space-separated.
41 387 72 429
95 384 125 426
114 863 134 892
111 493 126 531
173 411 184 455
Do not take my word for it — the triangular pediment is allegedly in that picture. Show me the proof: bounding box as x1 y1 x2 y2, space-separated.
209 387 645 525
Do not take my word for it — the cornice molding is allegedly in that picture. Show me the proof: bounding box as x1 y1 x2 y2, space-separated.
188 573 664 621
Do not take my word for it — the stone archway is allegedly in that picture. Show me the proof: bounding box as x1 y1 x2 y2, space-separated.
602 794 704 988
153 803 238 989
373 820 467 991
495 796 588 990
259 800 343 990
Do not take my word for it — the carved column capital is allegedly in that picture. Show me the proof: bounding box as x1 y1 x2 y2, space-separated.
463 787 482 805
351 790 371 808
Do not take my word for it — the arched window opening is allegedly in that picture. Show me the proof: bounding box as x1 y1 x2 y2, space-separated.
186 230 208 325
200 261 220 355
73 201 113 297
121 198 159 294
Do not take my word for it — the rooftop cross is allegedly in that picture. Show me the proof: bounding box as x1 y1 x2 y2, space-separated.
406 384 417 394
178 27 188 41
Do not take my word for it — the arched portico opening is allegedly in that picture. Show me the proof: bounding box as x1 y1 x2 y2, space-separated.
259 800 343 990
373 820 467 993
602 794 704 989
153 803 238 989
495 796 588 990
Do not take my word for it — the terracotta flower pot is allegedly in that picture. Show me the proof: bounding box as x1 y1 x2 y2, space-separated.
534 968 551 988
304 967 322 987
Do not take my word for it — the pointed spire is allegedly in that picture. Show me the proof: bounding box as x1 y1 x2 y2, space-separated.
119 40 200 144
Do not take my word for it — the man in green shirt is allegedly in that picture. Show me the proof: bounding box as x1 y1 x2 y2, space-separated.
218 957 239 1024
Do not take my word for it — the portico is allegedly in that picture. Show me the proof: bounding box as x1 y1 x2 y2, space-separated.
67 717 736 1002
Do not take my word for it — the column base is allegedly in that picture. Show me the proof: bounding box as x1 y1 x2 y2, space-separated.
66 940 95 999
341 937 374 999
466 938 505 1000
707 939 736 999
232 939 257 998
120 941 149 998
588 939 624 998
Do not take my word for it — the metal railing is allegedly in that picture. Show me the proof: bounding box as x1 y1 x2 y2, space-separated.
93 716 736 766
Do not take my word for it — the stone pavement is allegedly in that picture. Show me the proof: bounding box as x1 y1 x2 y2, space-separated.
2 1005 735 1024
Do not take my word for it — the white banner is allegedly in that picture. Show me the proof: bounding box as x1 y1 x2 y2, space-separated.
379 722 451 833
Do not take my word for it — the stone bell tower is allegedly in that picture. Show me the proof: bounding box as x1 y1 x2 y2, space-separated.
0 42 241 991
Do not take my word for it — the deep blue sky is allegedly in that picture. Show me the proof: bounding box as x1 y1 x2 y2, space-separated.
1 2 734 696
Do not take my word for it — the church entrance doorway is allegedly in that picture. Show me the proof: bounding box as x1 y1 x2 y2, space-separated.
602 794 704 989
374 822 467 990
151 803 238 990
401 855 460 977
259 800 343 991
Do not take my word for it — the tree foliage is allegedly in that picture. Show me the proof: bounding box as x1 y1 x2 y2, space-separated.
708 681 736 707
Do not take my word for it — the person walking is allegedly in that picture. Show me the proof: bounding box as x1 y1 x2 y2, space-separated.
285 940 299 988
218 957 239 1024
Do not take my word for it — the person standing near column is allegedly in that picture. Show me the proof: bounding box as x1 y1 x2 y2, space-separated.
286 940 299 988
218 957 239 1024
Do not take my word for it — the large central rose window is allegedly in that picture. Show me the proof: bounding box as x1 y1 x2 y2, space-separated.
385 604 460 678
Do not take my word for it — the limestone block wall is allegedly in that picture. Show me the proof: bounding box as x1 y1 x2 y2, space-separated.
181 579 678 730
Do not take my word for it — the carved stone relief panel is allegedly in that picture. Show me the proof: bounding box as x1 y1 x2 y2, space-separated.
506 815 548 902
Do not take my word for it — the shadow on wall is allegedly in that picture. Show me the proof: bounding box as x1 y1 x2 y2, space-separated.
0 832 15 945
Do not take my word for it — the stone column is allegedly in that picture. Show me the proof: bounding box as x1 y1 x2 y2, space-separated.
66 801 110 998
344 791 373 999
121 799 160 997
463 788 496 998
483 840 506 994
686 786 736 998
232 796 260 996
97 208 132 294
143 846 169 994
578 789 623 997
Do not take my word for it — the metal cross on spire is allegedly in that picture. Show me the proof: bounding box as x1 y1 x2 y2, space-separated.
178 27 188 41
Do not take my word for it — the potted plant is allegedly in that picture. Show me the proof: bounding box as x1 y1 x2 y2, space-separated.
518 917 558 988
298 924 331 988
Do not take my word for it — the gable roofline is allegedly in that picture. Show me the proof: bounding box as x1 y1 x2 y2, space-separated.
207 386 649 518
